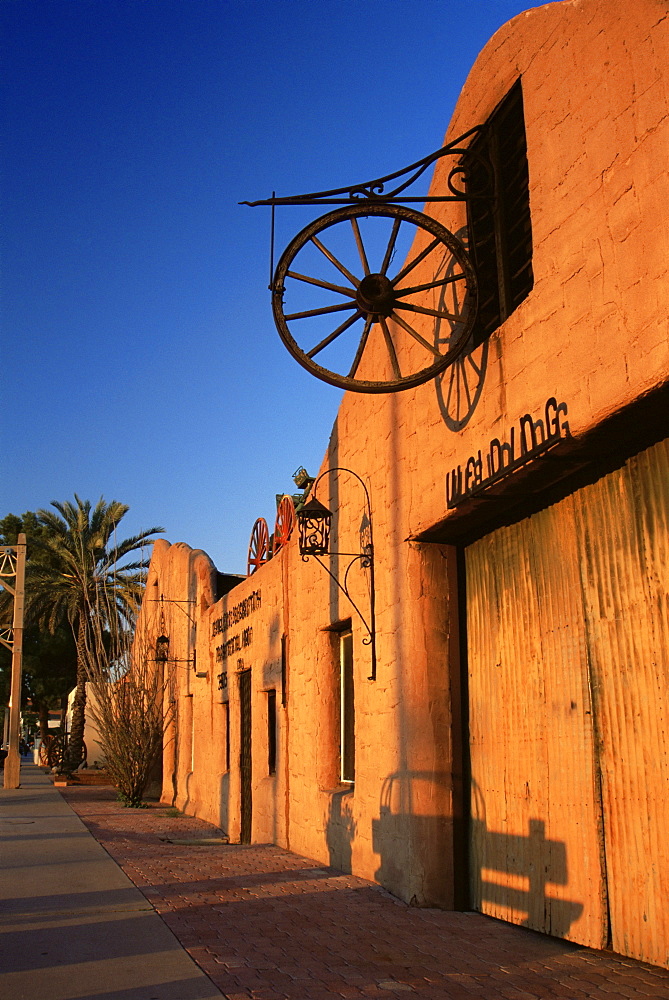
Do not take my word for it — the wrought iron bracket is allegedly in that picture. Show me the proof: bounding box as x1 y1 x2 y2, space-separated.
304 468 377 681
242 125 490 291
242 124 487 211
304 549 375 675
242 127 490 395
150 594 197 670
148 594 197 626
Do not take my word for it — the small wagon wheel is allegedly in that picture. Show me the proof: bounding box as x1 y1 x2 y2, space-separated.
38 738 51 767
47 732 66 769
272 203 477 394
247 517 270 576
273 495 296 555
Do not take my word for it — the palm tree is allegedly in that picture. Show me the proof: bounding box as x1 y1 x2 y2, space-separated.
29 496 163 774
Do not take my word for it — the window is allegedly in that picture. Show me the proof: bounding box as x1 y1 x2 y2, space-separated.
339 629 355 783
464 79 533 345
267 690 277 776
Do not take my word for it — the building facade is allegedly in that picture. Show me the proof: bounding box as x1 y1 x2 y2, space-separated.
136 0 669 968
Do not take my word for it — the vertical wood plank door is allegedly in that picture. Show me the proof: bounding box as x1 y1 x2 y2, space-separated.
465 437 669 966
466 502 607 949
574 439 669 967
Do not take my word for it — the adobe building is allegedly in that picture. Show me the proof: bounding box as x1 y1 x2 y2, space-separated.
135 0 669 969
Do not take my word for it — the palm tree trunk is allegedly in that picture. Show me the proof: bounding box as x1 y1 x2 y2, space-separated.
36 701 50 741
59 614 87 774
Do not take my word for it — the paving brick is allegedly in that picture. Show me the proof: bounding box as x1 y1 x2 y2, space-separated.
60 787 669 1000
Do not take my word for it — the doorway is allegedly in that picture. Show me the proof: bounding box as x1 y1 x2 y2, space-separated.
239 669 252 844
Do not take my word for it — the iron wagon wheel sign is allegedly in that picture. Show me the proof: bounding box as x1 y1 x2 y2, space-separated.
272 495 296 556
271 203 478 394
247 517 270 576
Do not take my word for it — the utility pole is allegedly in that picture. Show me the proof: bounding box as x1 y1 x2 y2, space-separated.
1 533 26 789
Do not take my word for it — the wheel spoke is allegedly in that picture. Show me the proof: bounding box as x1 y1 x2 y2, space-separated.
380 217 402 276
311 236 360 287
393 300 462 322
394 273 466 297
284 301 358 321
350 217 370 276
380 318 402 380
274 204 476 392
391 311 443 358
286 270 357 298
391 236 441 285
307 310 363 359
347 316 373 377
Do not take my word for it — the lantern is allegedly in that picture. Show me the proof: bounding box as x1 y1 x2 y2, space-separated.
155 633 170 663
296 496 332 557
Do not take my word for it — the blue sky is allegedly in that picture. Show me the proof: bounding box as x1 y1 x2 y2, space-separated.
2 0 541 574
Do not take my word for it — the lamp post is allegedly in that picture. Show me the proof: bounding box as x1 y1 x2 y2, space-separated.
296 469 377 680
1 533 26 789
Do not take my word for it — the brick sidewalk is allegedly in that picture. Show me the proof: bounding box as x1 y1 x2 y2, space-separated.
60 786 669 1000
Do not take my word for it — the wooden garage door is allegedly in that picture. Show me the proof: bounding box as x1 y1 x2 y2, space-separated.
466 438 669 967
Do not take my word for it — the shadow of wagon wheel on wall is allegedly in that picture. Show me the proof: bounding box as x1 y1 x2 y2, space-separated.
433 228 489 431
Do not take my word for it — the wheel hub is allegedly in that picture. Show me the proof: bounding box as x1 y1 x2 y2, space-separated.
356 273 395 318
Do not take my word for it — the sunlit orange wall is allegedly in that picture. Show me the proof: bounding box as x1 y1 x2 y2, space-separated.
137 0 669 911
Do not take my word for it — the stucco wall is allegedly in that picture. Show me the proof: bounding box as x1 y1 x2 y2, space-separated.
335 0 669 545
136 0 669 927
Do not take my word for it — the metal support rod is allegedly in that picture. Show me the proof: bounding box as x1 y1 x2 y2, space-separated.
269 191 276 290
367 540 377 682
147 595 196 626
4 534 26 789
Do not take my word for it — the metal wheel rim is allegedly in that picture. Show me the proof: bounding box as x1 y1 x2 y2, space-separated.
272 203 478 394
247 517 270 575
273 496 296 555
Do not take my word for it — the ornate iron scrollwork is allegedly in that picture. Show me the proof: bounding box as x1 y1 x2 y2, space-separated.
241 125 488 210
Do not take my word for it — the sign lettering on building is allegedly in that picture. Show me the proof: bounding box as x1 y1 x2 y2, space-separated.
446 397 570 508
215 626 253 663
212 589 261 679
211 590 261 636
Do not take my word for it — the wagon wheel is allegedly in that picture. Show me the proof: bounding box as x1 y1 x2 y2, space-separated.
272 203 477 394
40 733 88 770
247 517 270 575
273 495 296 555
44 732 66 769
38 739 51 767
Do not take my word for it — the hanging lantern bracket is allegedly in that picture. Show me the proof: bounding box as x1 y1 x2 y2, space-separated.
296 467 377 680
